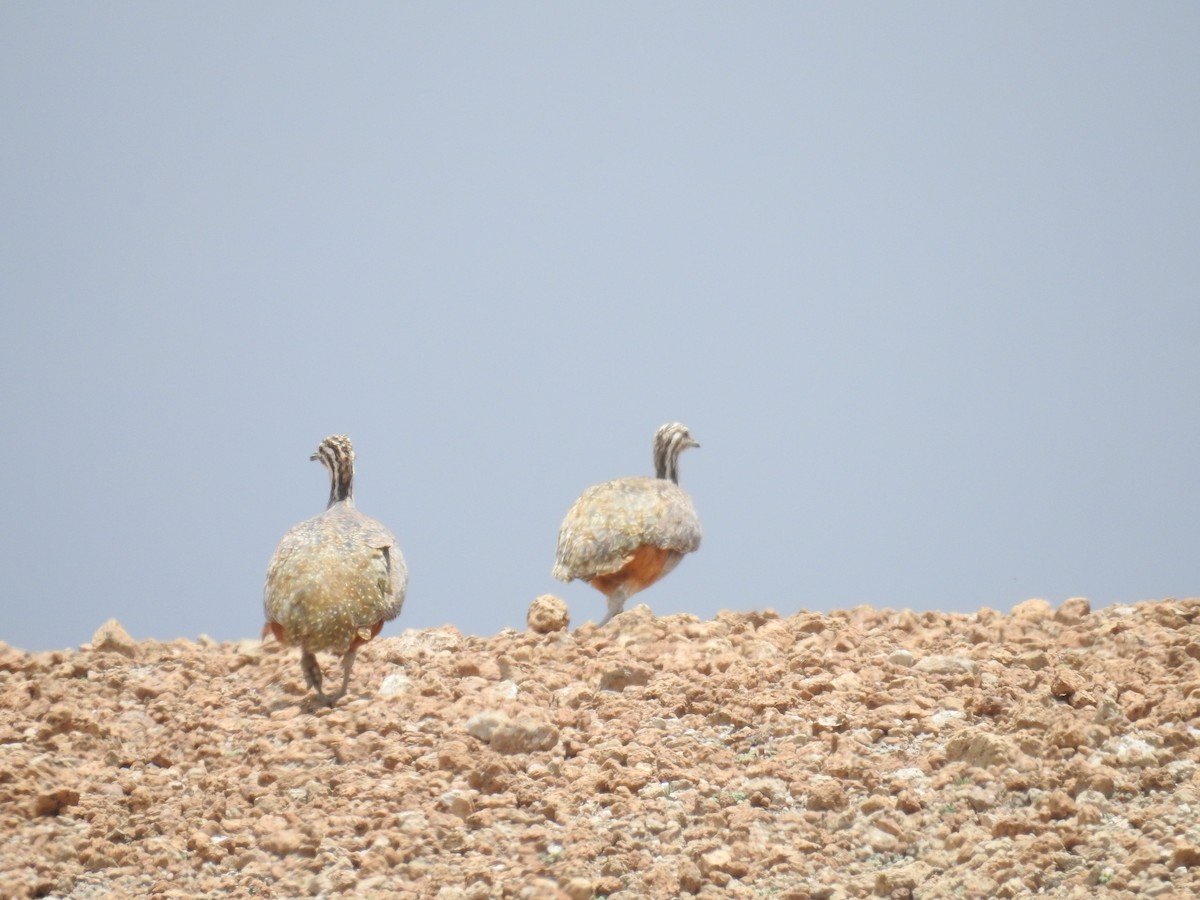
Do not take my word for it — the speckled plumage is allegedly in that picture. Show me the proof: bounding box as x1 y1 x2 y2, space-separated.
553 423 701 624
264 435 407 705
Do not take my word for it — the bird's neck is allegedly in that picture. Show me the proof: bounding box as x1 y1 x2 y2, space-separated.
654 450 680 484
327 474 354 508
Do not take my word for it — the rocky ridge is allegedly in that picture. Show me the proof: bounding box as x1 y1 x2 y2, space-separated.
3 597 1200 898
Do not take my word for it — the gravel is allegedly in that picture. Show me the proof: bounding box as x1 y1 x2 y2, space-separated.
4 596 1200 898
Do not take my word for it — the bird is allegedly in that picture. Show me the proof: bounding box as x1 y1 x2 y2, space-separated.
263 435 407 706
553 422 702 625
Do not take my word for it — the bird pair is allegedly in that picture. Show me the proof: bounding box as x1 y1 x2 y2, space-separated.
263 423 702 706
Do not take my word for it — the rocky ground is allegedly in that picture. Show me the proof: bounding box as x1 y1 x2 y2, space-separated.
3 596 1200 899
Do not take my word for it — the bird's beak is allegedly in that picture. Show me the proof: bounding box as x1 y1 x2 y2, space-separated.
309 453 319 462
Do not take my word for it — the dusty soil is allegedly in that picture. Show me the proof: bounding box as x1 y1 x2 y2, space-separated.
4 596 1200 899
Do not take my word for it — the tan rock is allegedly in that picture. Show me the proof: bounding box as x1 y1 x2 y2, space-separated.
31 788 79 817
1016 650 1050 670
489 719 559 754
1055 596 1091 625
1050 668 1088 700
1042 790 1076 820
560 877 593 900
527 594 570 634
597 663 652 692
806 779 848 811
1170 841 1200 869
944 730 1013 767
1011 598 1053 621
260 829 311 857
90 618 138 657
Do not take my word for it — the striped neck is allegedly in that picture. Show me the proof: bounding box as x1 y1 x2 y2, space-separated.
312 435 355 508
652 423 699 484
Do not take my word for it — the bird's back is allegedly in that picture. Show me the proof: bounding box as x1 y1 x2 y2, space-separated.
264 501 407 653
553 476 701 583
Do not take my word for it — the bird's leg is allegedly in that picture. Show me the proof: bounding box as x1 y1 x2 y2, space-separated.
300 649 328 703
325 647 358 706
600 587 629 626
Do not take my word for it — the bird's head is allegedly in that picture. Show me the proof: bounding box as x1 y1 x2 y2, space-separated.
653 422 699 483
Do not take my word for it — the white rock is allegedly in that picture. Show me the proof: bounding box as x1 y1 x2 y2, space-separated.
1110 735 1157 767
395 810 429 834
466 710 509 742
914 655 978 675
887 649 915 667
932 710 965 728
379 672 414 698
863 825 900 853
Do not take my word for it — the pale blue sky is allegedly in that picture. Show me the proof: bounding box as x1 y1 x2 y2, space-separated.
3 4 1198 651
